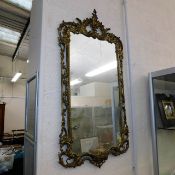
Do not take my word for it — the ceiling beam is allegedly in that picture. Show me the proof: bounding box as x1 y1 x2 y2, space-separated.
0 0 30 18
12 18 30 61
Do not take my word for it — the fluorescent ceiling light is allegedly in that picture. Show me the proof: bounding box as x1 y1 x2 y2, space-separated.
5 0 32 11
0 26 21 44
70 79 82 86
11 72 22 82
85 61 117 77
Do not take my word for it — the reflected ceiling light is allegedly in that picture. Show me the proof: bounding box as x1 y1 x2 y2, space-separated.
5 0 32 11
70 79 82 86
85 61 117 77
27 59 29 63
0 26 20 44
11 72 22 82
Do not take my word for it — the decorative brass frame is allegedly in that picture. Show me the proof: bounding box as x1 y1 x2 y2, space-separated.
58 10 129 168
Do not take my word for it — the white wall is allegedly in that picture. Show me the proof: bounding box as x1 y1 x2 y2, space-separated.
0 80 26 133
125 0 175 174
29 0 175 175
71 96 111 107
80 82 112 97
0 55 26 133
29 0 134 175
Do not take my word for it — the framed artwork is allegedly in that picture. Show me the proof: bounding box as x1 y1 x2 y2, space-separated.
162 100 175 120
156 94 175 128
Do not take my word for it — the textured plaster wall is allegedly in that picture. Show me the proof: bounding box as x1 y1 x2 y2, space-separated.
30 0 175 175
125 0 175 174
0 55 26 132
0 79 25 133
32 0 133 175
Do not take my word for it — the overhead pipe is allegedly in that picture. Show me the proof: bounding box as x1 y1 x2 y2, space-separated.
12 17 30 61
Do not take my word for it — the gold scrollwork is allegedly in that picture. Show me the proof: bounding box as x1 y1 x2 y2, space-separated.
58 9 129 168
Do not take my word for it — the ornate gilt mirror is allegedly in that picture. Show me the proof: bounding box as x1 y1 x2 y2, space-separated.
58 10 129 168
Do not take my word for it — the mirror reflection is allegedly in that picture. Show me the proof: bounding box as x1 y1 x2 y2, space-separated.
70 33 120 155
152 73 175 175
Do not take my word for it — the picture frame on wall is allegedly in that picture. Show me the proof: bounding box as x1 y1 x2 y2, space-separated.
162 100 175 120
156 94 175 128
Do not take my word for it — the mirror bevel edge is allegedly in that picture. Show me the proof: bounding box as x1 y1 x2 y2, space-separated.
58 9 129 168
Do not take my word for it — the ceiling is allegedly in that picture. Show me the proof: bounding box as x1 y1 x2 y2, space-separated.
0 0 30 60
0 55 28 79
70 33 118 91
0 2 117 83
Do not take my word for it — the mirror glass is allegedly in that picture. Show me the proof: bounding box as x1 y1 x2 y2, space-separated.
152 73 175 175
26 75 37 140
70 33 120 155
